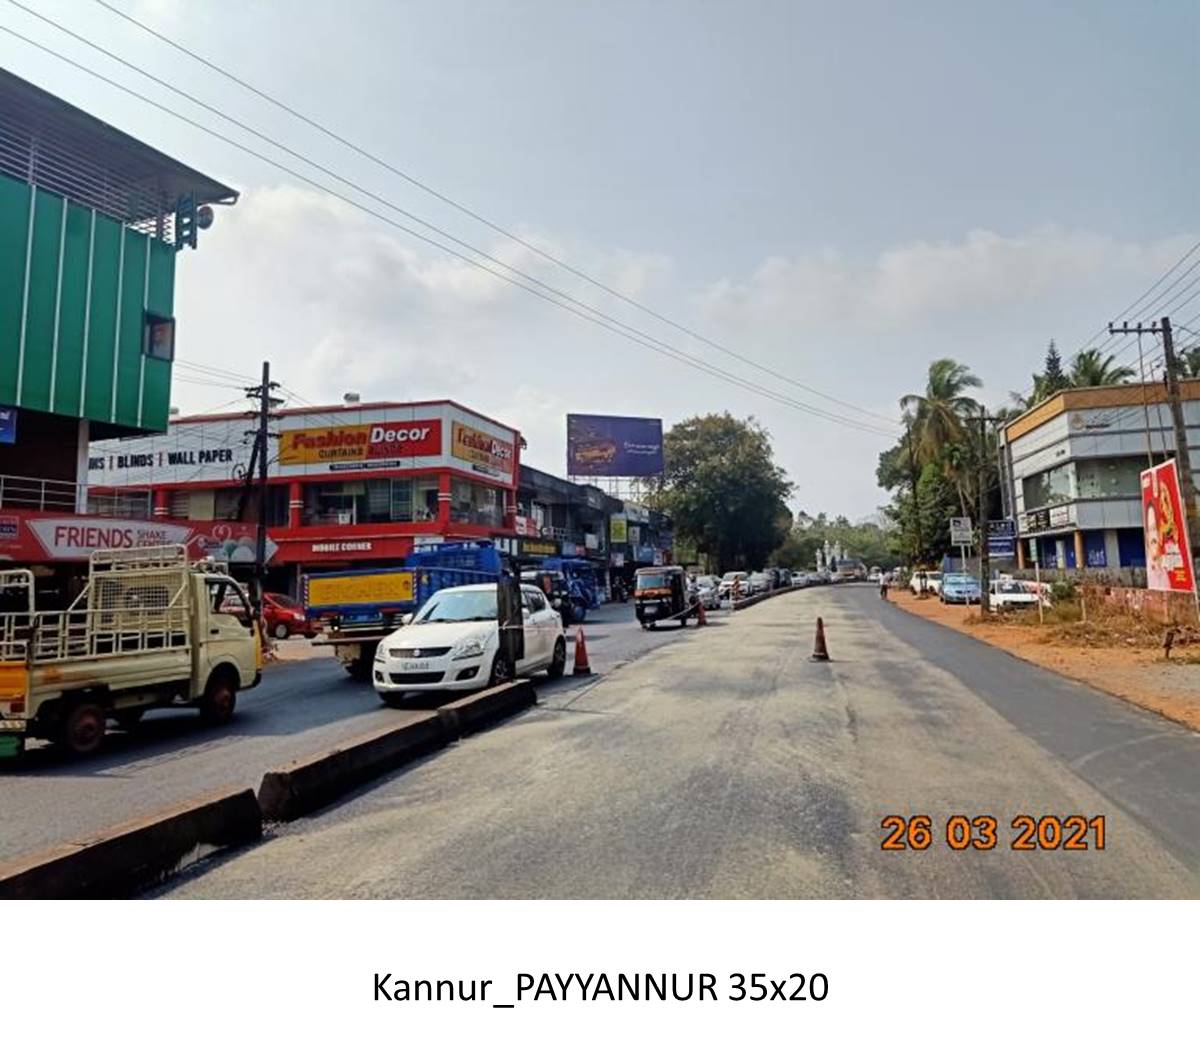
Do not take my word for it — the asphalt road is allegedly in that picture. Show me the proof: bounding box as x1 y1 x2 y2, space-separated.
164 585 1200 898
0 600 682 863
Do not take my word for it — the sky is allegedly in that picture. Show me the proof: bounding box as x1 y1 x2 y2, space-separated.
1 0 1196 518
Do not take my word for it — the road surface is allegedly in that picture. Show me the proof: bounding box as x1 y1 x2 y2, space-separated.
0 600 678 863
163 585 1200 898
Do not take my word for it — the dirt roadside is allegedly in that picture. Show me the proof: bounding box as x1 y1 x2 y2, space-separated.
889 592 1200 733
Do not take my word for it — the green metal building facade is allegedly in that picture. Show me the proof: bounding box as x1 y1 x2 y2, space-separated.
0 68 236 439
0 172 176 431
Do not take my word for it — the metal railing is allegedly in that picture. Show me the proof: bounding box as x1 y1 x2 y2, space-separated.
86 490 153 519
0 475 77 512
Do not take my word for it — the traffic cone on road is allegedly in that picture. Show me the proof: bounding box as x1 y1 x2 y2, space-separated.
811 616 830 662
572 625 592 676
697 600 707 626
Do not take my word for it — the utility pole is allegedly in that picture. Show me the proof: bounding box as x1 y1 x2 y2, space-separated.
1109 318 1200 554
244 361 282 619
904 416 924 564
977 406 990 617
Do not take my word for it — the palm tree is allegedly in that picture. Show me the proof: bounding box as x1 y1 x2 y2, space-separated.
1069 348 1134 387
900 359 982 517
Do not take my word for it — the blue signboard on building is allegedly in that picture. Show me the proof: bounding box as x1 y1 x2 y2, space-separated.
987 519 1016 558
566 414 663 477
0 408 15 445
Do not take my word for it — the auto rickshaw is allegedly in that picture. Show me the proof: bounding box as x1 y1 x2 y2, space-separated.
634 565 697 629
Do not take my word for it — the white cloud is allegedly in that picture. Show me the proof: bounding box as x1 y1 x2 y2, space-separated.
697 227 1196 332
171 183 1194 520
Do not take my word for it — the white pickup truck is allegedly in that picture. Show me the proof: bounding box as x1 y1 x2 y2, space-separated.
0 545 261 757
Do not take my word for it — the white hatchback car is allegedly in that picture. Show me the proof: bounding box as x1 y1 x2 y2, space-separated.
373 583 566 704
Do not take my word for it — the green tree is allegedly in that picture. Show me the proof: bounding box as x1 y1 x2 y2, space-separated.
1043 340 1070 394
651 413 793 572
1069 348 1134 387
1012 340 1072 410
900 358 982 517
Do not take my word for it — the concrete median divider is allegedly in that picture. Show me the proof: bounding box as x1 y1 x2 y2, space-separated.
257 681 534 822
732 585 799 611
0 786 262 899
258 712 448 822
436 679 536 738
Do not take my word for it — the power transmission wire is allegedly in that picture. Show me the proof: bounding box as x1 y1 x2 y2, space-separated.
0 21 898 439
83 0 898 427
1063 239 1200 365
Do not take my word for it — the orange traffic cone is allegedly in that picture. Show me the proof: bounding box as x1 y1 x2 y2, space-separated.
697 600 707 626
811 616 830 661
572 625 592 676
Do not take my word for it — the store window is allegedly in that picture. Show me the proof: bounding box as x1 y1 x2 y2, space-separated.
450 478 503 527
1075 457 1142 500
300 477 440 525
1023 462 1074 510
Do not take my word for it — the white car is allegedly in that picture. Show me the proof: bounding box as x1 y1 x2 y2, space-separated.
718 571 750 598
908 570 942 595
989 577 1049 611
748 571 771 594
692 575 722 609
791 571 811 587
373 583 566 703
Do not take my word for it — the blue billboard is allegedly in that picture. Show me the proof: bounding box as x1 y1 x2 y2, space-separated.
566 414 663 477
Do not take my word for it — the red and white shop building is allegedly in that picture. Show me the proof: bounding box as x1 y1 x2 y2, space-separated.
85 400 521 592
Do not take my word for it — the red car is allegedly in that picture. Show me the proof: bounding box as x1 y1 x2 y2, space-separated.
262 592 318 640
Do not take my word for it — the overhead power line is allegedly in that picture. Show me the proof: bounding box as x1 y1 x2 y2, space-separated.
0 20 897 438
75 0 898 428
1064 239 1200 365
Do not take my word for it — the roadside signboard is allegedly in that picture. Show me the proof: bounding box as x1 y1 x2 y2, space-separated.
949 516 973 546
987 519 1016 558
1141 459 1196 593
566 414 664 476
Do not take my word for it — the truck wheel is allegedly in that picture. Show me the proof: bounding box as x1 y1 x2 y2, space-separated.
273 622 291 640
60 702 106 756
547 637 566 678
200 672 237 723
345 652 373 681
112 707 145 730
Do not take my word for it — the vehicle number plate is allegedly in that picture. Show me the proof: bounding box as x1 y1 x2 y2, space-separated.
403 661 431 671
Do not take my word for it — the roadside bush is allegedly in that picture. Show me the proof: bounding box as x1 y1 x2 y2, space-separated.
1049 580 1075 603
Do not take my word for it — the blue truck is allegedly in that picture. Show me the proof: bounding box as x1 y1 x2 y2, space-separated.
306 541 504 678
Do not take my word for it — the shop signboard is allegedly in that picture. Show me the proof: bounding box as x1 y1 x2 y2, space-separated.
451 420 516 482
609 514 627 543
1141 459 1196 593
634 545 654 563
1049 505 1071 528
0 407 16 444
0 513 275 564
520 538 557 558
585 532 599 550
514 515 539 536
987 519 1016 558
610 551 625 567
279 419 441 469
566 414 663 476
89 403 518 488
628 524 641 546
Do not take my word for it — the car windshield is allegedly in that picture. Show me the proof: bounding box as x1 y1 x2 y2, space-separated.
722 572 747 581
944 574 977 586
270 594 299 609
696 577 715 588
413 588 497 624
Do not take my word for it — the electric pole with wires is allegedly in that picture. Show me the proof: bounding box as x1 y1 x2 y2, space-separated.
1109 318 1200 555
243 361 283 618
